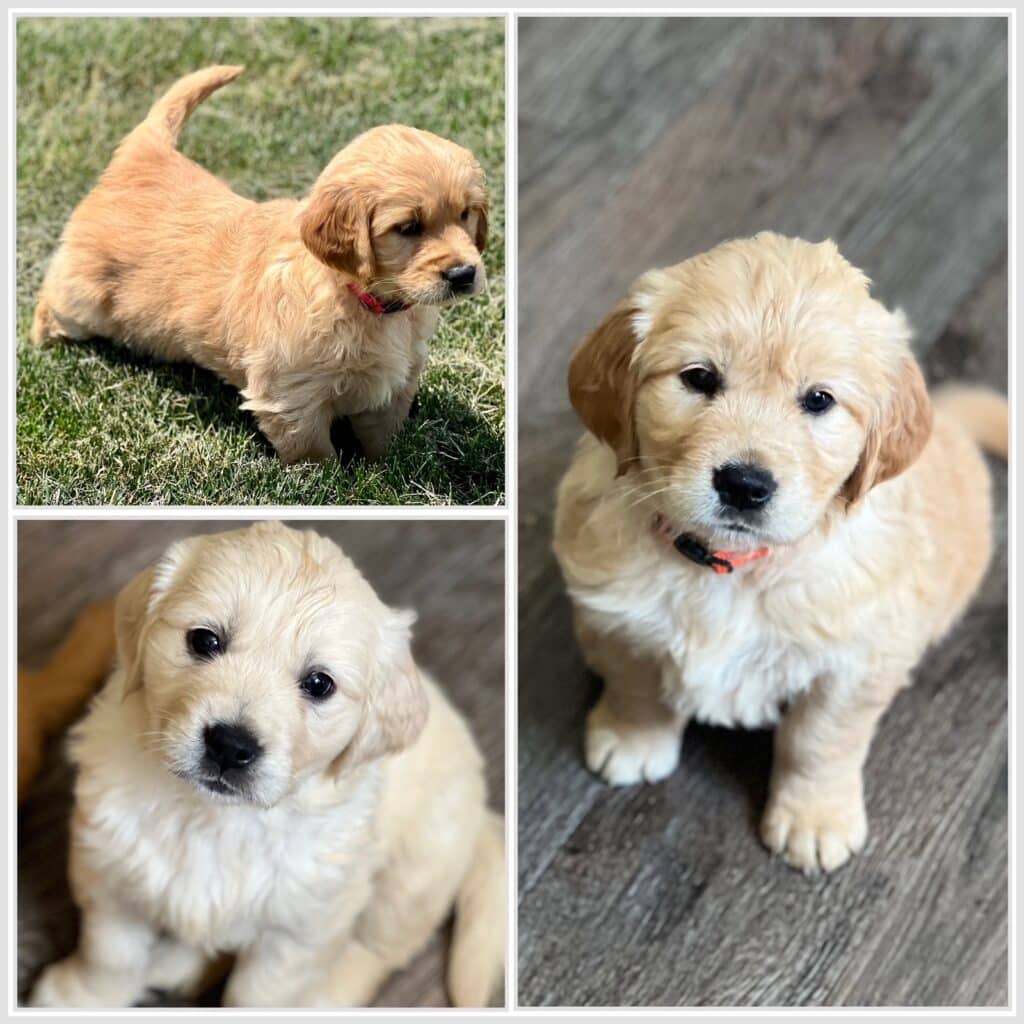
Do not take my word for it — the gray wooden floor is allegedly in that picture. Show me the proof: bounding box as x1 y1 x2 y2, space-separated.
17 519 505 1009
517 17 1008 1007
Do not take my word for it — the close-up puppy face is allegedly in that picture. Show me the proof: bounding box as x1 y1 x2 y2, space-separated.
300 124 489 305
569 233 933 548
115 523 426 808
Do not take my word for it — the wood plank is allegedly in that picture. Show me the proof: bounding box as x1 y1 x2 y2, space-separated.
519 18 764 255
519 17 1007 419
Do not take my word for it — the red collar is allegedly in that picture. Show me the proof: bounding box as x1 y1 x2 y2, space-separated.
653 513 771 575
347 282 411 316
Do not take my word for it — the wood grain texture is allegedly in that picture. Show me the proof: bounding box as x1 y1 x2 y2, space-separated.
517 16 1008 1007
16 519 505 1009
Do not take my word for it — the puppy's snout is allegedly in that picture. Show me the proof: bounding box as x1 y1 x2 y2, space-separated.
203 722 263 772
442 263 477 293
713 462 777 513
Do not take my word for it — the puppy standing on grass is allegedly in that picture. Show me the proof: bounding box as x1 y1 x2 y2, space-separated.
554 232 1006 874
30 523 504 1008
31 66 489 464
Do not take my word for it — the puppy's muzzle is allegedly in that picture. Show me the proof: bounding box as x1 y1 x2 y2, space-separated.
442 263 477 295
713 462 777 514
202 721 263 778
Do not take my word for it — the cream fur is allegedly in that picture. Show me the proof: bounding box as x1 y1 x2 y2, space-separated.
29 523 503 1007
555 232 1005 874
30 66 489 464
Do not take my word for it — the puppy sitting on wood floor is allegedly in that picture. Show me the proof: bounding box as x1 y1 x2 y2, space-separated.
29 523 504 1008
554 232 1006 874
31 66 488 465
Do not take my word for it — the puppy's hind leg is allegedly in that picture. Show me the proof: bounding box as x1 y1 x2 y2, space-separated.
317 940 398 1008
319 804 489 1006
448 811 505 1008
30 294 61 347
29 283 99 347
321 895 460 1008
30 248 118 347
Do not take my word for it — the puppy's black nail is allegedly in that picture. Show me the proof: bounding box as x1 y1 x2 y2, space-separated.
330 417 364 469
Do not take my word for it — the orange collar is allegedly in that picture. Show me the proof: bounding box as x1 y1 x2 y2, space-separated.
653 513 771 575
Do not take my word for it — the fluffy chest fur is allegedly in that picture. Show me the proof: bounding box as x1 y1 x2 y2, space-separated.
568 547 863 728
316 307 434 413
226 251 439 416
68 684 380 952
552 439 924 729
644 566 864 727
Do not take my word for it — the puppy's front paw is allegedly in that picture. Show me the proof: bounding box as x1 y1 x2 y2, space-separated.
30 957 95 1008
584 704 681 786
760 792 868 874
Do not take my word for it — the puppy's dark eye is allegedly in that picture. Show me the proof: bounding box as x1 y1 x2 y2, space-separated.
460 207 470 222
396 221 422 238
680 366 721 397
802 389 835 414
187 628 223 660
300 670 336 701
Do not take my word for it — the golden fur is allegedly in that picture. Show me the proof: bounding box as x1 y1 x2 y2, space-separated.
29 523 504 1007
555 232 1006 873
18 599 115 802
31 66 489 463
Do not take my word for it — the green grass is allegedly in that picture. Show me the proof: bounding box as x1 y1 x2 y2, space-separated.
16 16 505 506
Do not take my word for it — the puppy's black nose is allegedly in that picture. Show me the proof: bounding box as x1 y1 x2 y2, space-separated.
713 463 777 512
203 722 262 772
442 263 476 293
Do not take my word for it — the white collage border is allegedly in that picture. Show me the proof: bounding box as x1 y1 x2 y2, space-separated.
4 5 1018 1022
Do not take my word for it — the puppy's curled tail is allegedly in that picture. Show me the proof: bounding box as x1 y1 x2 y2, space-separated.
447 811 505 1008
933 385 1008 459
140 65 244 147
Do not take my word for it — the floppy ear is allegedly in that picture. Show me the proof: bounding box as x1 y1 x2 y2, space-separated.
331 614 428 775
114 565 156 698
568 304 641 475
300 183 375 280
842 355 933 505
473 200 489 253
113 539 190 697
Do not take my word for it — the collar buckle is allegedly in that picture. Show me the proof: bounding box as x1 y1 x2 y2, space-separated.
655 514 771 575
672 533 734 573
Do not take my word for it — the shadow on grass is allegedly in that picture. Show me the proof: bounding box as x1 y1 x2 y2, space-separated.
396 386 504 494
44 336 504 500
65 337 276 455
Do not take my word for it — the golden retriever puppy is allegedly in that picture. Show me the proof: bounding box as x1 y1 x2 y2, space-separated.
31 66 489 464
554 232 1006 874
29 523 504 1007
